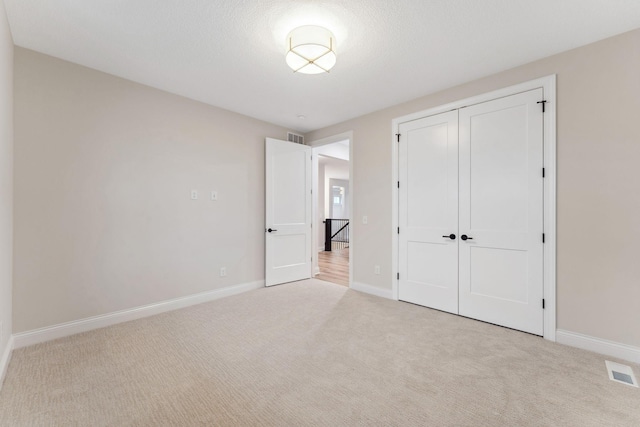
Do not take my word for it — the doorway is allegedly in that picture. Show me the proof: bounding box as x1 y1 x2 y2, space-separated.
310 133 353 287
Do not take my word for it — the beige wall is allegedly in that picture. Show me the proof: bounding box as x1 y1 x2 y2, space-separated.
306 28 640 348
13 48 290 332
0 1 13 357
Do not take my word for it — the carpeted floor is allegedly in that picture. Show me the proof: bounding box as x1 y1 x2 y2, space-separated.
0 279 638 426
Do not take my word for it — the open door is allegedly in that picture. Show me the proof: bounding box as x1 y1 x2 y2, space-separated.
265 138 312 286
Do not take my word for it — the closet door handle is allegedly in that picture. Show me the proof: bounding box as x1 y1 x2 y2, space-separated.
267 228 278 233
461 235 473 241
442 234 456 240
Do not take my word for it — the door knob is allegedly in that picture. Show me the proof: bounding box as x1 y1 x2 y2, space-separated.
442 234 456 240
267 228 278 233
461 234 473 241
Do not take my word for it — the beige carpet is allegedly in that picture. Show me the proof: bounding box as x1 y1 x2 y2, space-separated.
1 279 638 426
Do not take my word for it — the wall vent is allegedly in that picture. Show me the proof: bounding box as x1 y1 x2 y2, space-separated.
287 132 305 145
605 360 638 387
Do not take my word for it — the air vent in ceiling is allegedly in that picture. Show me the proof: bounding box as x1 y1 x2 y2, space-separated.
287 132 305 145
605 360 638 387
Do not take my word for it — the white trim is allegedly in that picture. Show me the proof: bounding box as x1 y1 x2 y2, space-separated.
309 131 354 288
391 116 399 300
12 281 264 349
391 75 557 341
557 330 640 365
351 281 393 300
308 131 352 148
542 75 557 341
0 336 14 390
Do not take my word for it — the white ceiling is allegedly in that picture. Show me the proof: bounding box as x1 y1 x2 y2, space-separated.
4 1 640 133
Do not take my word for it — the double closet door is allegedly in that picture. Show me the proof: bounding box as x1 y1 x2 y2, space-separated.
398 89 544 335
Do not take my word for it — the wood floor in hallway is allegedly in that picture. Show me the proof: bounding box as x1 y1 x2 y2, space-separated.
315 247 349 287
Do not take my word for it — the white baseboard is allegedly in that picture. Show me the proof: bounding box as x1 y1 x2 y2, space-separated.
0 336 14 389
556 329 640 364
12 280 264 349
351 282 393 300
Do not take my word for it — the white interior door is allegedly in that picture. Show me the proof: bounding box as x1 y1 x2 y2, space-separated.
458 89 544 335
265 138 312 286
398 110 459 314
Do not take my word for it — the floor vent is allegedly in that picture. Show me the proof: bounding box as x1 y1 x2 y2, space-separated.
605 360 638 387
287 132 305 145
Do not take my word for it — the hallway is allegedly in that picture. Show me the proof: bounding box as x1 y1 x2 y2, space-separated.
315 246 349 287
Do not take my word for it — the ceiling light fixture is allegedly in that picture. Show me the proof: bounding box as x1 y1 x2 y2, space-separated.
285 25 336 74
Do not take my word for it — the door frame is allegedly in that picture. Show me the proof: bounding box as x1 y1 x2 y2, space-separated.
391 75 557 341
309 131 354 287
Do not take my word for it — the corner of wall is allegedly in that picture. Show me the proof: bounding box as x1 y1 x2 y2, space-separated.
0 0 15 388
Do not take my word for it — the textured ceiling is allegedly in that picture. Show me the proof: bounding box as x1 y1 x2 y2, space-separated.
4 1 640 133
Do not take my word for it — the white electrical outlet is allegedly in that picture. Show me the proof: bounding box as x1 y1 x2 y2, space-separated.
220 267 227 277
191 190 198 200
362 216 368 224
211 191 218 201
374 265 381 275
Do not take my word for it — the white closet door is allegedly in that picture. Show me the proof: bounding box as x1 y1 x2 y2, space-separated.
458 89 544 335
398 110 459 314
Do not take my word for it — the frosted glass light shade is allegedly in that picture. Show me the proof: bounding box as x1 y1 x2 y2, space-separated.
286 25 337 74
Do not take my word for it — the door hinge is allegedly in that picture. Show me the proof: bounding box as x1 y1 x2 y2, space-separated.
397 181 400 188
537 100 547 113
542 233 545 243
542 299 546 309
396 133 401 142
397 272 400 280
542 167 545 178
397 227 400 234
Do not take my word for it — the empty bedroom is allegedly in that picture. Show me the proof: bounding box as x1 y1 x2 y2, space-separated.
0 1 639 425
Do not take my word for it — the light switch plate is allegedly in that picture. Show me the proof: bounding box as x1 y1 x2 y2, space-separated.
211 191 218 201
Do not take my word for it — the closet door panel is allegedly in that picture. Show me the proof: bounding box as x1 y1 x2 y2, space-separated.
398 111 459 314
458 89 544 335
